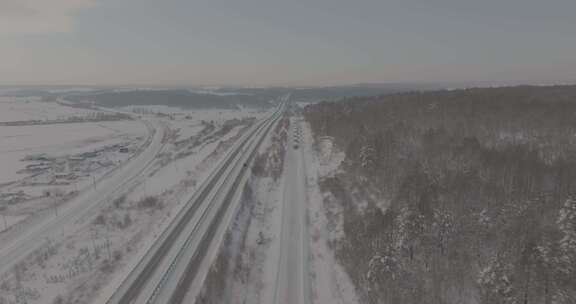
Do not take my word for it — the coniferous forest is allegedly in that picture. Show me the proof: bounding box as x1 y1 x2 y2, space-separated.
304 85 576 304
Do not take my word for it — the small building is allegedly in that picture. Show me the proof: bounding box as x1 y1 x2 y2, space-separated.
81 151 98 158
54 172 76 180
23 154 51 162
26 163 51 172
68 156 85 162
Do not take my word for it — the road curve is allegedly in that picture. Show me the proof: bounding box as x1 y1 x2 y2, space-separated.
0 117 167 276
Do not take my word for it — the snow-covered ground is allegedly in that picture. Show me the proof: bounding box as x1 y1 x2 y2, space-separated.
300 120 359 304
0 97 96 123
195 114 288 304
0 99 148 243
197 112 357 304
0 100 266 304
120 105 267 121
0 120 146 184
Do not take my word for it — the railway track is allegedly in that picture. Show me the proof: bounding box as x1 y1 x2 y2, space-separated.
106 96 288 304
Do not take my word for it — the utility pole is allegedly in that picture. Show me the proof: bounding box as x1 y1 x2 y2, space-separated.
106 224 112 260
2 214 7 231
91 229 98 256
0 206 8 231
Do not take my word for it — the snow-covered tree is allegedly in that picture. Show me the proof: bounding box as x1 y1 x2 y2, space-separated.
478 258 515 304
557 197 576 271
359 141 376 170
394 206 425 261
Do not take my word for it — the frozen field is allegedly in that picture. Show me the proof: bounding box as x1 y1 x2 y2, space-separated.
0 99 270 304
0 120 147 184
0 97 95 123
0 98 150 247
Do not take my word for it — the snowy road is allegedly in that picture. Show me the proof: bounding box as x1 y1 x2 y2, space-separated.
105 96 288 304
274 117 311 304
0 117 167 276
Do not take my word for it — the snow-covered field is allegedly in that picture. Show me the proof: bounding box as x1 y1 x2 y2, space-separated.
0 98 148 236
0 120 146 184
0 97 95 123
0 100 266 304
120 105 267 120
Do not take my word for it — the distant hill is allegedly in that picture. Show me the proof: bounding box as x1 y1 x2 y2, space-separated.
216 83 447 102
64 90 273 109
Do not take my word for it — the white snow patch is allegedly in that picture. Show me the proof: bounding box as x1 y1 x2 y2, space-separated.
0 97 96 123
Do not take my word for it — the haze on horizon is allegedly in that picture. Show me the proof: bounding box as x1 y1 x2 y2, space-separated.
1 0 575 87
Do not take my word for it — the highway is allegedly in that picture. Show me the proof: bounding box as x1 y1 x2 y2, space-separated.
106 95 289 304
273 117 311 304
0 116 168 276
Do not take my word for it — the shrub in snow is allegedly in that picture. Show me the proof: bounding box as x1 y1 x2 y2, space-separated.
137 196 163 210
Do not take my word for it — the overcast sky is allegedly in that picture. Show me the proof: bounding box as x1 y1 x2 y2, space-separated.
1 0 575 86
